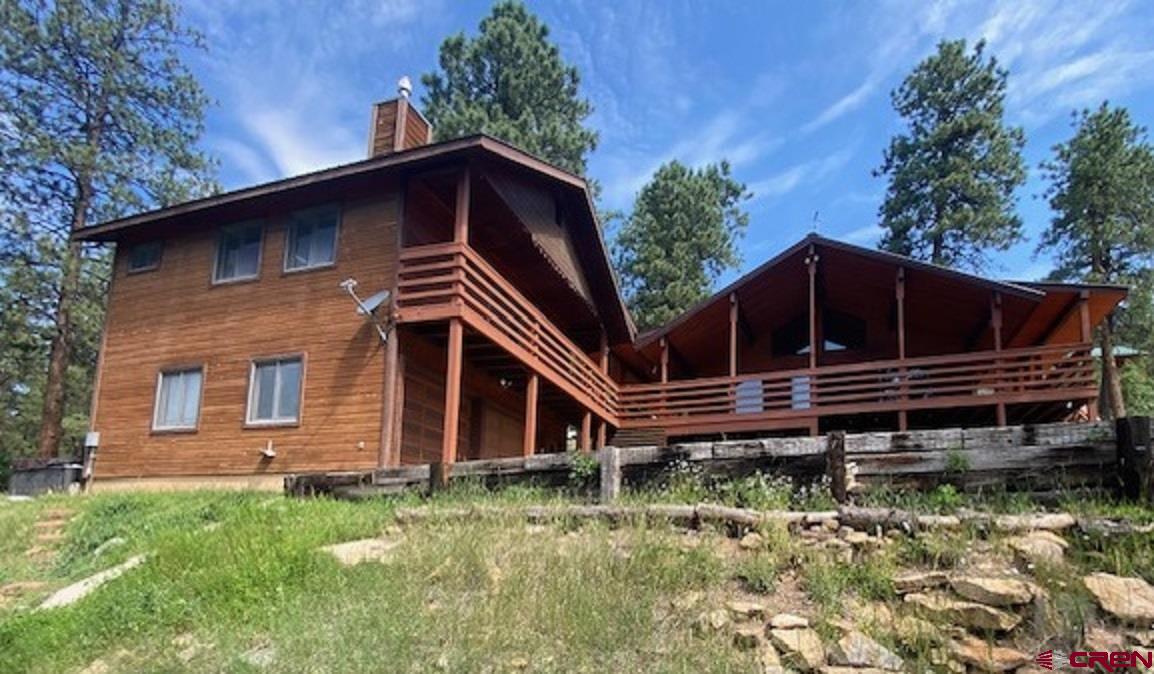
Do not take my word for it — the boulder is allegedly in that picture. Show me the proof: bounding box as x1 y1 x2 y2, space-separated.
769 627 826 671
1007 532 1066 566
949 576 1035 607
992 513 1076 532
949 635 1030 672
827 630 903 671
893 571 948 594
39 555 147 610
1083 626 1125 651
727 599 769 619
769 613 810 629
321 538 399 566
819 669 890 674
759 643 786 674
904 593 1022 632
695 608 731 633
733 623 767 649
1083 573 1154 623
740 532 765 550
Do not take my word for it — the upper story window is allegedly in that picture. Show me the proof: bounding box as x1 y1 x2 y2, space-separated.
153 367 203 431
285 205 339 271
126 241 162 273
213 221 263 283
247 356 303 425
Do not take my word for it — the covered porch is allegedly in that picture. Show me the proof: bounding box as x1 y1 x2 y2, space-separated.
617 236 1123 442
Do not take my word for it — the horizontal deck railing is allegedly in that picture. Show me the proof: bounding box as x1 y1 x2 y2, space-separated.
397 246 1096 434
617 344 1096 430
396 242 618 423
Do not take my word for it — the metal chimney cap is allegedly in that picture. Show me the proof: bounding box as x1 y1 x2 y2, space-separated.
397 75 413 99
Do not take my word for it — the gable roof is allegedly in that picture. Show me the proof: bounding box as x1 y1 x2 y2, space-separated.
73 133 635 341
636 233 1045 348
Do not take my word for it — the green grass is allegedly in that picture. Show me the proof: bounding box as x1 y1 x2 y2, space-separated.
0 490 754 673
4 482 1154 673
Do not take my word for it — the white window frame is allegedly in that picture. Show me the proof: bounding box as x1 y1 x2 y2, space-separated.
212 221 264 284
245 355 304 426
126 240 163 274
283 204 341 272
152 367 204 432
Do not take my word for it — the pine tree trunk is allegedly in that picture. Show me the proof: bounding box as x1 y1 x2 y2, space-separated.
37 241 83 458
1099 316 1126 420
36 178 91 459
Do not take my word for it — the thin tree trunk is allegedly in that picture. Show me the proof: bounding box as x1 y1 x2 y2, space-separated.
1099 316 1127 420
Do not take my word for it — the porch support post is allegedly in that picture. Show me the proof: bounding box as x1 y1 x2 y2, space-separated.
441 317 464 465
1078 290 1091 342
580 412 592 453
896 268 908 432
523 373 538 457
453 166 471 244
659 337 669 383
380 326 401 466
992 292 1006 427
596 332 609 449
1078 290 1098 420
806 245 819 370
729 293 739 377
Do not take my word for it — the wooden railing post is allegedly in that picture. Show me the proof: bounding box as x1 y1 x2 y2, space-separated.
1116 416 1153 503
599 445 622 503
827 430 847 504
523 373 538 457
896 267 908 432
991 292 1006 427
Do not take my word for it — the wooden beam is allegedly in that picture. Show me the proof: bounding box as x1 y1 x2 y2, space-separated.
659 337 669 383
597 332 609 449
896 267 907 432
379 327 400 467
992 292 1006 427
523 373 538 457
441 318 464 464
580 412 592 452
1078 290 1091 342
729 293 739 377
453 166 471 244
807 246 819 370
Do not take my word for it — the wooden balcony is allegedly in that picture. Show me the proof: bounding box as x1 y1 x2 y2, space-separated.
396 242 618 424
617 344 1096 435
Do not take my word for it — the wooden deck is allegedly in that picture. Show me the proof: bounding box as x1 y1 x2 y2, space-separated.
397 244 1097 442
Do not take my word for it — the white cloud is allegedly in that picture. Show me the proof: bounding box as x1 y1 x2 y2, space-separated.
801 78 880 134
747 148 855 202
840 224 885 246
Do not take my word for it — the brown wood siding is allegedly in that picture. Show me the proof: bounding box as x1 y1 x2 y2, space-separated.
403 110 430 149
91 194 399 478
371 103 399 156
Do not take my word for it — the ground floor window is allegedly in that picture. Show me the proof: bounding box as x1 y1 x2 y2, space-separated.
153 367 203 431
247 356 303 425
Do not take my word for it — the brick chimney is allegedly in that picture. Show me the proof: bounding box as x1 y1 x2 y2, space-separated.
368 76 432 157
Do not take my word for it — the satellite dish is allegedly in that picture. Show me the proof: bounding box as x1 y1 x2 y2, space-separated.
357 289 391 315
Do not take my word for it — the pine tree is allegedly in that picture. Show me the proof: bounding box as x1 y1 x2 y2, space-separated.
1039 103 1154 419
0 0 216 458
876 39 1026 270
420 0 598 176
613 161 749 331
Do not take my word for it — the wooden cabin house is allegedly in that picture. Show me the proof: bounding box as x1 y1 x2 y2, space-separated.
75 97 1126 489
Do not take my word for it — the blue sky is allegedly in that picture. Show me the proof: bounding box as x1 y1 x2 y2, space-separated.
182 0 1154 286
